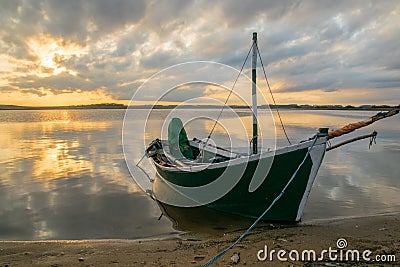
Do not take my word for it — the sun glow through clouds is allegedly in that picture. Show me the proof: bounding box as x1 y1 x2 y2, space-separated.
27 35 87 77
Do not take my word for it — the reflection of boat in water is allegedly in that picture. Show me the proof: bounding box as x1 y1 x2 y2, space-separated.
154 178 300 236
145 33 399 223
155 197 269 236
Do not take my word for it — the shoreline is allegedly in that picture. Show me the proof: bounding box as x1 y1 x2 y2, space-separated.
1 213 398 266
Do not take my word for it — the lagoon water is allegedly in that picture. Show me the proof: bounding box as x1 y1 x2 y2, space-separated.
0 109 399 240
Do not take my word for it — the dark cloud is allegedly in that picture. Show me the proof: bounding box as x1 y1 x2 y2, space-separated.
8 72 97 92
0 0 147 44
41 0 89 42
219 0 300 26
87 0 147 34
140 0 193 35
113 30 148 58
140 50 178 70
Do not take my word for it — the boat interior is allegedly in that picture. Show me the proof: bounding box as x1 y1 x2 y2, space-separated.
146 137 242 168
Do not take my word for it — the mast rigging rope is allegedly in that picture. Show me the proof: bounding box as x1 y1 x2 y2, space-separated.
197 42 253 159
201 38 292 158
255 42 292 145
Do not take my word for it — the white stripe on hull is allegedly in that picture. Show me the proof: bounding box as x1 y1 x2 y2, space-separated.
295 142 326 221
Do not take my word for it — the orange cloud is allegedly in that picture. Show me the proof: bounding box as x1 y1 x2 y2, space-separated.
0 90 126 107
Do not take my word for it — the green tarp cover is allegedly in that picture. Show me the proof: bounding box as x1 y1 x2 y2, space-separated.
168 117 194 159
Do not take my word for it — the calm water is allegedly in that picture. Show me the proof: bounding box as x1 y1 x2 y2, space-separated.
0 109 399 240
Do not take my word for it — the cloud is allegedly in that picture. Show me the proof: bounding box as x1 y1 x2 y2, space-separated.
0 0 399 105
7 72 95 92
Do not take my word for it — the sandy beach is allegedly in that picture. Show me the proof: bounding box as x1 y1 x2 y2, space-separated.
1 213 398 267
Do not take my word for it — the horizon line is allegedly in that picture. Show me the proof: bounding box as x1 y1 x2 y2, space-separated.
1 103 399 111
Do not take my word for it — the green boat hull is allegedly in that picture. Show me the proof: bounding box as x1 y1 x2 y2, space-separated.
152 139 326 222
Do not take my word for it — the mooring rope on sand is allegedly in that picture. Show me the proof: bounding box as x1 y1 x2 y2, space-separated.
202 136 319 267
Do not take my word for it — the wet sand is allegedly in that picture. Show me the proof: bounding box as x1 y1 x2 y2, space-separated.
0 214 399 266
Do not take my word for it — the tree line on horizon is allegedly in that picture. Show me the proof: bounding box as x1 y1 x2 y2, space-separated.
0 103 398 110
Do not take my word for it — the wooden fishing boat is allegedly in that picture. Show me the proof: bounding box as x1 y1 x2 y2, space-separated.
145 33 399 222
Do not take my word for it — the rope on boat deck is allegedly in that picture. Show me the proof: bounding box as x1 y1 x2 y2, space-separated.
201 136 319 267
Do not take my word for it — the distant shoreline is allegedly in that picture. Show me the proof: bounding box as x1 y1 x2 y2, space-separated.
0 103 399 111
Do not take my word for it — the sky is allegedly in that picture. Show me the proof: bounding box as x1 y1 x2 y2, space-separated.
0 0 399 106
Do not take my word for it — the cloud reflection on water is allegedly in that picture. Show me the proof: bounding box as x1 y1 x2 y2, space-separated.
0 110 173 240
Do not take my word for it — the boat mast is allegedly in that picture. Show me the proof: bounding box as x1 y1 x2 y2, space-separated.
252 32 258 154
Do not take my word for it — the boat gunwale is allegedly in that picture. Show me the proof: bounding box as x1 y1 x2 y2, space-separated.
151 137 327 172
